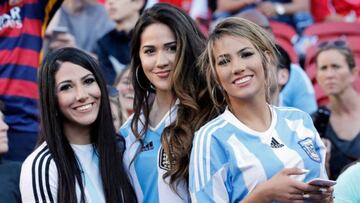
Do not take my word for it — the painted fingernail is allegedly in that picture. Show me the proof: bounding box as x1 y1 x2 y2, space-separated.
319 188 327 193
303 194 310 199
302 169 310 173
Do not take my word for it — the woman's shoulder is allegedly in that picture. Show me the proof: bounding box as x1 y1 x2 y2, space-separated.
119 114 135 138
194 113 228 142
20 142 58 203
21 142 56 174
273 105 312 120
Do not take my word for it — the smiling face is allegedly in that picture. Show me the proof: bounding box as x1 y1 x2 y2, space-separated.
55 62 101 127
115 68 134 112
316 49 356 96
139 23 177 93
0 111 9 154
213 34 267 104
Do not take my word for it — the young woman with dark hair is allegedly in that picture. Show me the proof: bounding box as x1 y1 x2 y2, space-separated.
20 47 137 203
120 3 220 202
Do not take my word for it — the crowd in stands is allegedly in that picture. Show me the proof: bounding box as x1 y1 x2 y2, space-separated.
1 0 360 202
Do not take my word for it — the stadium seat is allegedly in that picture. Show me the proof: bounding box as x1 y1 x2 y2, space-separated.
303 22 360 40
276 37 299 64
270 20 298 44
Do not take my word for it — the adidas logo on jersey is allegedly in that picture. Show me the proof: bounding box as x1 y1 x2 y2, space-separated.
270 137 284 148
141 141 154 151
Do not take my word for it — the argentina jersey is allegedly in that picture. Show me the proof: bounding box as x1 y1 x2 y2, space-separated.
120 104 189 203
189 106 327 203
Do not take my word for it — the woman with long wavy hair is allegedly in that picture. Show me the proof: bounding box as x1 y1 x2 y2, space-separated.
20 47 137 203
189 17 333 202
120 3 220 202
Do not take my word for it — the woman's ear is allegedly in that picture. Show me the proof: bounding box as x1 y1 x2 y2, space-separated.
350 66 359 83
277 68 289 87
352 66 359 76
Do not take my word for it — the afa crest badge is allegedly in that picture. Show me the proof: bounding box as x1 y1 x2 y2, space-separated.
298 138 321 163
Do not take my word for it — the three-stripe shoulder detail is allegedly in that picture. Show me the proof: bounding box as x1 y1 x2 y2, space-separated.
31 145 55 203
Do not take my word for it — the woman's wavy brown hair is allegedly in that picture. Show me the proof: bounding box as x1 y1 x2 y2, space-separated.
129 3 221 192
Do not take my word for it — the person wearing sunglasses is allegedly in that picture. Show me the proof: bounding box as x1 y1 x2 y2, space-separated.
312 39 360 180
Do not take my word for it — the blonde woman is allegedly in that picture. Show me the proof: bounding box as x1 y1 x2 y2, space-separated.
189 17 332 202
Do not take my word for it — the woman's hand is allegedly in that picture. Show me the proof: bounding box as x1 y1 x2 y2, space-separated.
245 168 333 203
303 185 333 203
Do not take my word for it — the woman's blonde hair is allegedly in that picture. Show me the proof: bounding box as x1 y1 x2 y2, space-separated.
199 17 279 105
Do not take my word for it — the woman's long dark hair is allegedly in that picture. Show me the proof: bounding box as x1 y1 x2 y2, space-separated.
130 3 221 191
38 47 137 203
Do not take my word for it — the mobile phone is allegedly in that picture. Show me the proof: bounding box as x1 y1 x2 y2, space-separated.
307 178 337 187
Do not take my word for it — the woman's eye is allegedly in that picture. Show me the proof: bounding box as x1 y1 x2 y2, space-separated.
144 49 154 55
241 52 254 58
84 77 96 85
333 64 341 69
59 84 72 91
218 59 230 66
167 45 177 52
121 80 131 85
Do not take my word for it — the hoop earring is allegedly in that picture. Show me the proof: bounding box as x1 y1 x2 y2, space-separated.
149 84 156 92
211 85 226 105
136 66 147 90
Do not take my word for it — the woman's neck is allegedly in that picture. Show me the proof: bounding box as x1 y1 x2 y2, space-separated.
63 122 91 145
229 97 271 132
329 87 360 115
149 90 175 128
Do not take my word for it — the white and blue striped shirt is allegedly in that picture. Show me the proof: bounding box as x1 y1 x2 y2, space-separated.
189 106 327 203
20 142 105 203
120 104 189 203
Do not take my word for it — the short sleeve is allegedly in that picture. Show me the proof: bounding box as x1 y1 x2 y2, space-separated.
189 131 230 202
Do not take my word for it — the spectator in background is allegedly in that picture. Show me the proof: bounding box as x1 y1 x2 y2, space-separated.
0 0 62 161
311 0 360 23
96 0 145 84
48 0 115 54
0 100 21 203
237 9 317 114
257 0 313 33
114 66 134 123
20 48 137 203
213 0 258 19
312 39 360 180
209 0 312 33
270 44 291 105
108 85 123 130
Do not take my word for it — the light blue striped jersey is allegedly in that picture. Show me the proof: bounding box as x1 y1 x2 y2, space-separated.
189 106 327 203
120 104 189 203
